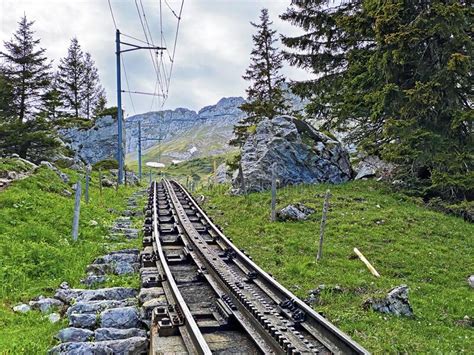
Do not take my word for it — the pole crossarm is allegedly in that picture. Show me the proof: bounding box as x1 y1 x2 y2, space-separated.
119 41 166 53
121 90 165 97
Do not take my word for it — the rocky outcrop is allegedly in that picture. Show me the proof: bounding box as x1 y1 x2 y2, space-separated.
58 116 125 165
232 116 352 193
215 163 231 184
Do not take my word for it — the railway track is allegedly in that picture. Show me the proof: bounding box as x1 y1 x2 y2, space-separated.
140 180 369 354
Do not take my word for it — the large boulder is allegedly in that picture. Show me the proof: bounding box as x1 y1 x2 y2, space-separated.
232 116 352 193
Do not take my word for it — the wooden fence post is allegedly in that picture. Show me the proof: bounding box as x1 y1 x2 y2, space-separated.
72 180 82 241
271 164 277 222
317 189 331 261
85 165 91 204
99 169 103 196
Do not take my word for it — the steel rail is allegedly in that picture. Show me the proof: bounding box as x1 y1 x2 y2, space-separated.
151 182 212 355
169 179 370 355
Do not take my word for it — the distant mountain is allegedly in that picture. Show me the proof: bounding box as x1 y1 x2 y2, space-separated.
125 97 245 166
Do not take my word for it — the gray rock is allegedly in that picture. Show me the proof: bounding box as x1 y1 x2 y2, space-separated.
215 163 230 184
93 253 138 265
13 303 31 313
48 313 61 323
468 275 474 288
94 328 146 341
55 287 138 304
113 261 137 275
368 285 414 317
138 287 165 304
80 274 107 286
355 155 395 180
56 327 94 343
232 116 352 193
49 341 113 354
29 297 64 313
69 313 97 329
101 178 115 187
277 203 314 221
66 299 137 317
58 115 125 165
100 306 141 329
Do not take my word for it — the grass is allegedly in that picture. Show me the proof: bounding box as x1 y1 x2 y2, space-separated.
201 181 474 353
0 162 142 353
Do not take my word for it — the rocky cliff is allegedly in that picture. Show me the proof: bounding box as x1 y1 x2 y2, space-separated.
58 116 124 165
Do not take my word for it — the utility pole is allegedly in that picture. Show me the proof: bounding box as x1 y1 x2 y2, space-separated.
116 29 124 185
138 120 142 180
115 29 165 185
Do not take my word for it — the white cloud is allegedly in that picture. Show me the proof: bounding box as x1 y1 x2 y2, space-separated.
0 0 308 114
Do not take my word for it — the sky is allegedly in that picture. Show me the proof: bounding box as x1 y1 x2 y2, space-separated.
0 0 308 117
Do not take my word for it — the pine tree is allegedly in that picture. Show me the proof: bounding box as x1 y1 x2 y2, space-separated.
82 52 105 119
57 38 85 119
0 15 51 122
231 8 289 147
40 75 63 120
282 1 473 201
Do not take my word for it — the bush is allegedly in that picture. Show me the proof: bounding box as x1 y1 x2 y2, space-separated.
92 159 118 170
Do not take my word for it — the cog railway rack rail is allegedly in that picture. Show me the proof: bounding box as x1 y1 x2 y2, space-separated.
141 180 369 354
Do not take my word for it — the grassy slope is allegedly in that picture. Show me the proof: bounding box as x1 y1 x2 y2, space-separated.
201 181 473 353
125 124 237 172
0 163 142 353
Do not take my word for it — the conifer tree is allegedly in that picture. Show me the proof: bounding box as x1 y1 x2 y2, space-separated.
82 52 105 119
231 8 288 147
40 75 63 120
0 15 51 122
282 1 473 201
57 38 85 119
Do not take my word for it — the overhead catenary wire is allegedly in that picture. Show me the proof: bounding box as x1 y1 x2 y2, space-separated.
107 0 184 112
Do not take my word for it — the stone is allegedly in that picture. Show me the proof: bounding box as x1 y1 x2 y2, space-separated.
138 287 165 304
277 205 307 221
366 285 414 317
69 313 97 329
113 261 138 275
48 337 149 354
355 155 395 180
93 253 138 265
29 297 64 313
215 163 230 184
94 328 147 341
101 178 114 187
468 275 474 288
80 274 107 286
89 220 99 226
67 299 137 317
55 287 138 304
49 341 113 354
232 116 352 193
7 171 18 180
48 313 61 323
100 306 141 329
56 327 94 343
277 203 314 221
13 303 31 313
